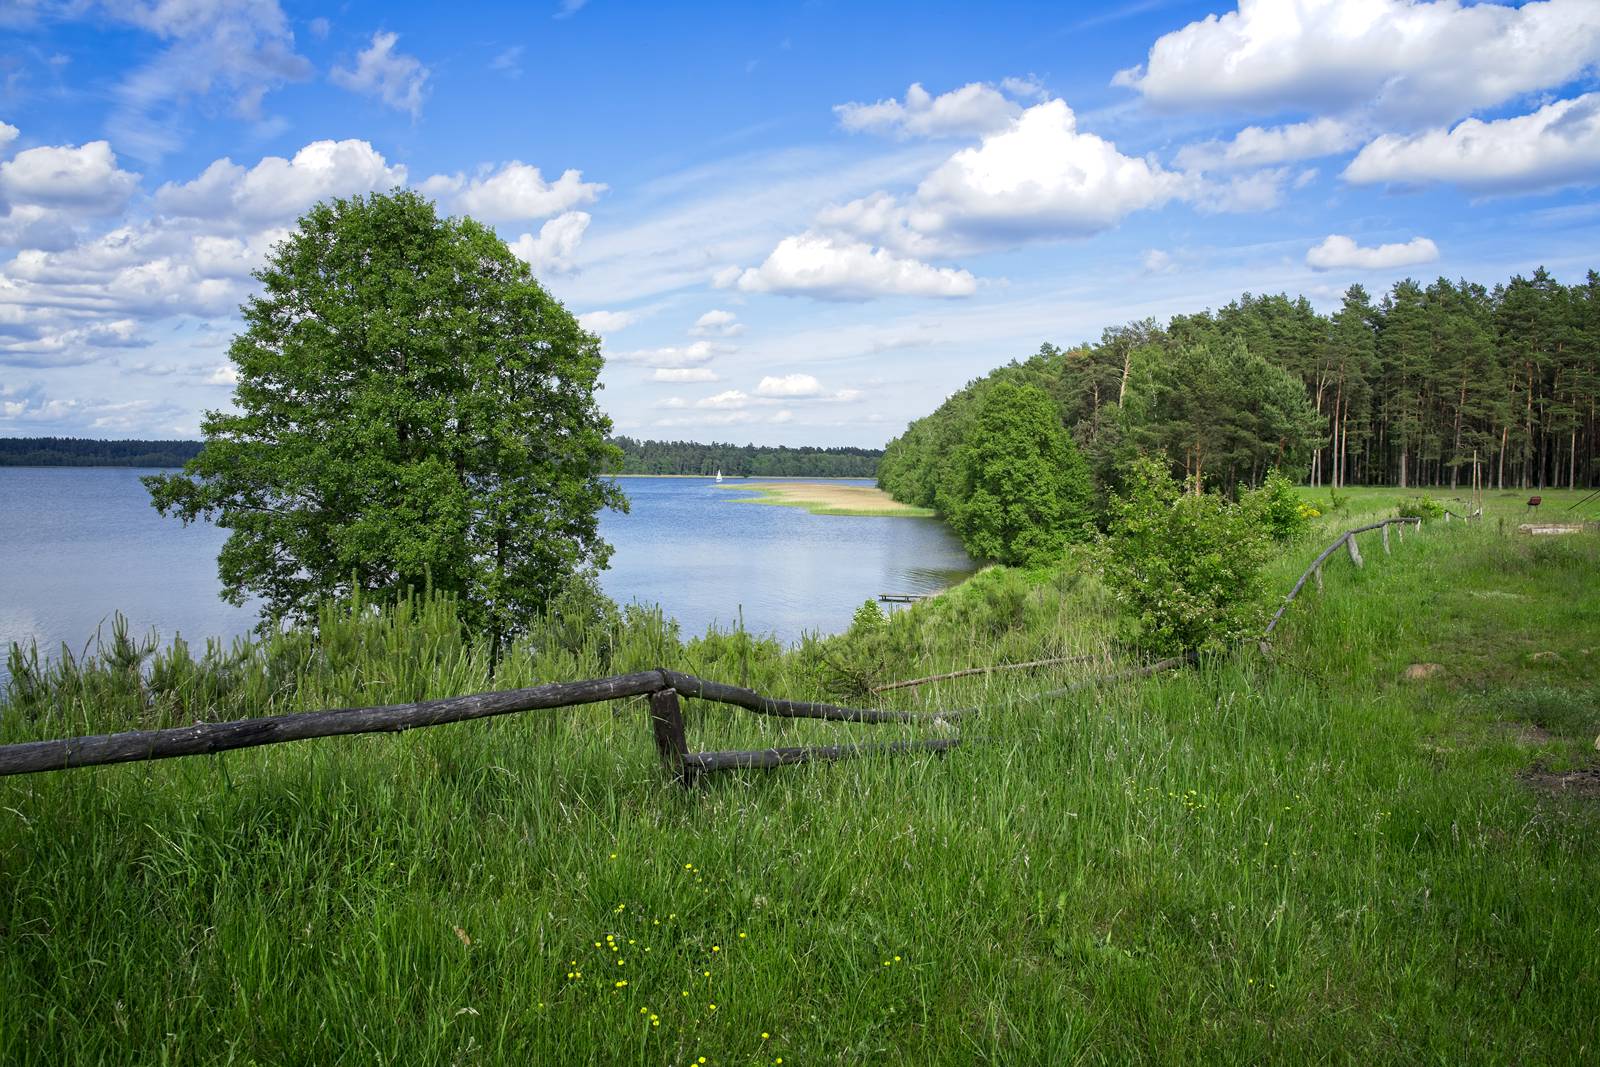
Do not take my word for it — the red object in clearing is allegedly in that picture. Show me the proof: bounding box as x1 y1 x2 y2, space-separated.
1527 496 1542 507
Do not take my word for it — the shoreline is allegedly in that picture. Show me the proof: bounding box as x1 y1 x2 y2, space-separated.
719 480 936 518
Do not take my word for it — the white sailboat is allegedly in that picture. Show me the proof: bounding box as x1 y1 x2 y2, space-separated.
715 469 723 483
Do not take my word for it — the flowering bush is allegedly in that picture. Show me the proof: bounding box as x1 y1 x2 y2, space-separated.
1241 470 1314 543
1102 457 1273 655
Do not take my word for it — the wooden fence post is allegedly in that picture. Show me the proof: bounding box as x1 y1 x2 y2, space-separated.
649 688 689 782
1382 524 1390 554
1346 533 1363 568
1314 564 1323 592
1397 522 1404 542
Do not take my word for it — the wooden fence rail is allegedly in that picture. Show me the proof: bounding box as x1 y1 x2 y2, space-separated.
0 667 967 784
1260 517 1424 648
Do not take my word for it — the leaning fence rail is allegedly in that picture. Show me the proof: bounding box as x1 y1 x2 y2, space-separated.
0 667 968 784
1258 512 1472 648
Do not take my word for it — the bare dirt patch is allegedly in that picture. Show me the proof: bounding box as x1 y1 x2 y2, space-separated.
1403 663 1445 681
1496 722 1553 746
1521 765 1600 800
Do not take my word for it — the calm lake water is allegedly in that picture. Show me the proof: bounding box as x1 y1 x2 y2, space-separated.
0 469 972 678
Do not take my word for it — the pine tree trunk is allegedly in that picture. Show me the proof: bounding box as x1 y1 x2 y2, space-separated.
1498 425 1507 489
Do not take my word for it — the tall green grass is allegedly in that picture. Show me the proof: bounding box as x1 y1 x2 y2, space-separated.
1 492 1596 1064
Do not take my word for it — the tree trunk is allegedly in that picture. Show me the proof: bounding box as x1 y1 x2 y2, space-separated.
1498 425 1507 490
1524 362 1535 489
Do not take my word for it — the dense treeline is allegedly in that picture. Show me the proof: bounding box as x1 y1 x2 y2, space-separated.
0 437 204 468
0 436 881 478
881 268 1600 530
609 436 881 477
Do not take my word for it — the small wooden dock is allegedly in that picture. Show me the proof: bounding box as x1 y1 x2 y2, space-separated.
878 592 929 603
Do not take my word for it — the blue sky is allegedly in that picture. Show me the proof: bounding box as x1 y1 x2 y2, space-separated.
3 0 1599 446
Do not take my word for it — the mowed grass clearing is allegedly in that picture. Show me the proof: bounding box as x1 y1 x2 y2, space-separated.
0 490 1596 1063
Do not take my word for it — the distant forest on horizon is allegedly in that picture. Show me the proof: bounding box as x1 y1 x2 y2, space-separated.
607 437 881 477
0 437 205 468
0 435 883 478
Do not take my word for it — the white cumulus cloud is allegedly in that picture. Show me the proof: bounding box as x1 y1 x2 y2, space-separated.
578 309 639 334
835 81 1024 139
447 162 605 223
507 211 590 274
1177 118 1365 172
1115 0 1600 124
156 139 407 225
1343 93 1600 194
1305 234 1439 271
724 232 976 301
691 309 743 336
331 31 430 117
0 141 139 214
697 389 752 410
755 373 823 398
736 98 1192 298
909 99 1185 247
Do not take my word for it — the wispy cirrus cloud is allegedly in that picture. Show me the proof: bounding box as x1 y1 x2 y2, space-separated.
331 31 430 117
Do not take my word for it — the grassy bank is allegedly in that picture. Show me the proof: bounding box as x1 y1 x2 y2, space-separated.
1 493 1596 1064
722 480 935 517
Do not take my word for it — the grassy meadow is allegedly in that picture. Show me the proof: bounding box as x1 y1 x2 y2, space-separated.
0 486 1596 1064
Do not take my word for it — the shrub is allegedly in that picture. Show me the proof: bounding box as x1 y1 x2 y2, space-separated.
1102 456 1273 655
1396 496 1444 520
1241 470 1313 543
849 598 887 637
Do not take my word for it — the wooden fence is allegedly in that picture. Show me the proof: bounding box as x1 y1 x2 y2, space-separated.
0 668 967 785
1260 507 1480 649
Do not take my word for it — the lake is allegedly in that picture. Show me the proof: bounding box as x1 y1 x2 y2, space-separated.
0 469 973 679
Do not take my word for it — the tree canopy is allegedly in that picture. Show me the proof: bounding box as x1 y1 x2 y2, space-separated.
145 189 625 649
946 381 1092 565
881 267 1600 527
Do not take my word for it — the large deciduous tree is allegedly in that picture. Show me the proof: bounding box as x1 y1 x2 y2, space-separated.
944 380 1093 565
146 190 626 653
